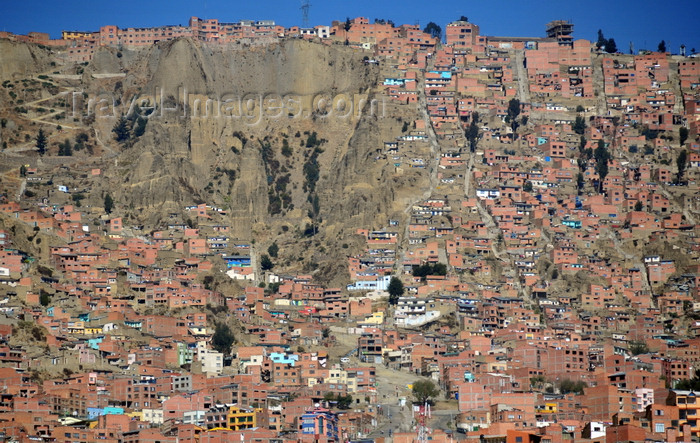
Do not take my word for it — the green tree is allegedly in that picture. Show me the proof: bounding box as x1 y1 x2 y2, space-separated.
674 376 700 390
507 98 521 122
634 201 643 211
676 150 688 183
595 158 608 192
412 379 440 405
679 127 689 146
575 105 585 113
133 117 147 137
641 125 658 140
573 116 587 135
629 340 650 355
413 264 429 279
267 242 279 258
387 276 404 305
260 254 274 271
305 131 318 148
559 379 587 395
658 40 667 53
112 114 130 142
39 290 51 307
506 98 521 133
36 129 47 155
606 38 618 53
74 132 88 151
281 138 292 157
104 193 114 214
466 113 480 152
423 22 442 40
579 135 587 154
471 111 480 125
71 193 85 207
19 165 27 177
58 138 72 156
336 393 353 409
522 181 533 193
311 194 320 218
576 172 585 191
412 263 447 280
211 322 235 355
596 29 606 51
458 16 469 22
594 140 610 193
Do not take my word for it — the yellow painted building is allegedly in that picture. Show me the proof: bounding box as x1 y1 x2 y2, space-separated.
361 312 385 325
205 405 257 431
536 403 558 413
62 31 94 40
669 390 700 439
323 367 359 393
227 405 256 430
67 321 85 334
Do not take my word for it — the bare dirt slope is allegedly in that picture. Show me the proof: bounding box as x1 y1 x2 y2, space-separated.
0 39 54 80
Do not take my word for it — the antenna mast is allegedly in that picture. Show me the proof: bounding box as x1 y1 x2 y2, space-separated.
300 0 311 28
417 401 430 443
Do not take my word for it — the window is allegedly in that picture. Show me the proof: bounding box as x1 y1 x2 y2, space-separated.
655 423 664 433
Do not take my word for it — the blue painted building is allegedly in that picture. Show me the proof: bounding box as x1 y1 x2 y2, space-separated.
429 70 453 79
87 407 124 420
269 352 298 366
562 219 582 229
223 255 252 268
300 407 338 442
87 337 104 350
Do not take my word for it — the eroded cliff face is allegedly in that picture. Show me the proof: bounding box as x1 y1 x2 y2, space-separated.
82 38 424 236
3 36 430 279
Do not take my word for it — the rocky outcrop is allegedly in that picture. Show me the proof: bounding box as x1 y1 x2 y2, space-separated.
94 38 402 236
